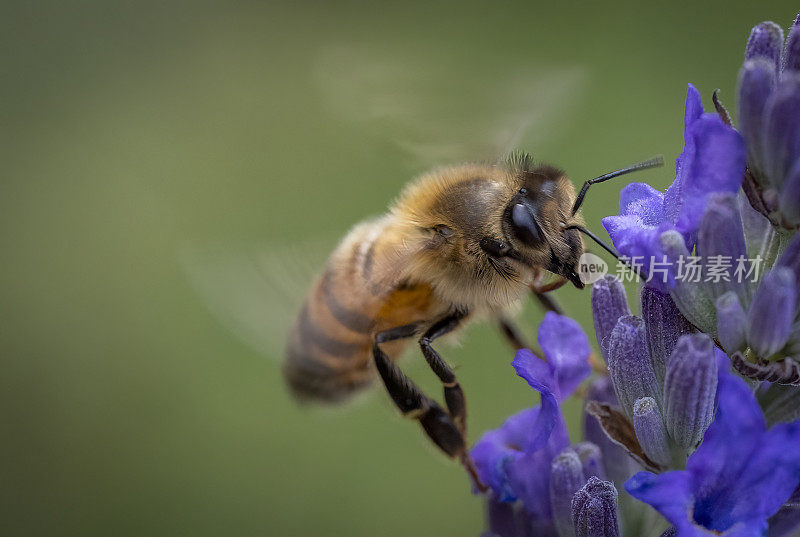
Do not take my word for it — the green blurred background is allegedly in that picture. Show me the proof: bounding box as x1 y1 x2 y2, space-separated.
3 1 798 535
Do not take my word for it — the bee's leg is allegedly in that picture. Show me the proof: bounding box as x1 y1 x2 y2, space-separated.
498 318 528 351
531 275 569 294
532 290 565 315
530 275 567 315
372 322 486 491
418 311 469 435
497 318 546 359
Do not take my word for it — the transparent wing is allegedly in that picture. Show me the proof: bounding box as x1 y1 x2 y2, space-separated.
185 49 586 361
180 239 334 361
313 43 587 170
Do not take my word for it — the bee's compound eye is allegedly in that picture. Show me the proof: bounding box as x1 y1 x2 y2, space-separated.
479 237 510 257
434 225 454 237
511 203 544 247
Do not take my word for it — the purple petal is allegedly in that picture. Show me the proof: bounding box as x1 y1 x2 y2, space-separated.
684 83 704 125
664 84 703 226
625 471 694 535
619 182 666 225
471 428 522 501
603 182 664 243
674 118 746 238
728 420 800 529
537 312 591 400
513 349 554 397
512 350 567 453
686 371 765 497
472 407 541 500
508 417 570 521
683 370 794 533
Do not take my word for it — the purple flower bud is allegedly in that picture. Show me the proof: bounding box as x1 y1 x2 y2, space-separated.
760 383 800 426
551 448 586 537
591 276 630 362
571 477 620 537
768 502 800 537
584 377 638 485
715 291 748 353
763 74 800 188
696 193 751 305
659 230 717 334
573 442 606 481
783 20 800 73
779 159 800 227
747 267 797 357
776 230 800 291
486 497 534 537
641 286 694 385
737 58 777 177
632 397 672 467
663 334 718 451
745 21 784 66
606 315 661 420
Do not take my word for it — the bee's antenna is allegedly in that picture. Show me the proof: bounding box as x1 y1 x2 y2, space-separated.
565 224 645 281
571 156 664 216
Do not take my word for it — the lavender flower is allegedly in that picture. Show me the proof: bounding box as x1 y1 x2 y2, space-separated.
472 10 800 537
738 15 800 227
589 275 718 468
600 11 800 383
625 362 800 536
471 313 608 536
601 84 745 290
572 477 620 537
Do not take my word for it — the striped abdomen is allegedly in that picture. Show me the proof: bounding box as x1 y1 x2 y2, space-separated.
283 220 439 403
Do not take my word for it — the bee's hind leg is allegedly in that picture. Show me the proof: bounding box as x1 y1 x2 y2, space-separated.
372 320 486 491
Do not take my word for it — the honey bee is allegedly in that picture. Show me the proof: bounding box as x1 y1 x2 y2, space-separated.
283 152 662 487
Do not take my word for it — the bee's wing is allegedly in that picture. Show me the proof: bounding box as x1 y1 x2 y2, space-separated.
313 44 587 169
180 239 334 361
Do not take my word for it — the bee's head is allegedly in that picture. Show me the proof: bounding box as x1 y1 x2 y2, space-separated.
393 154 663 308
497 160 586 289
392 160 585 310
